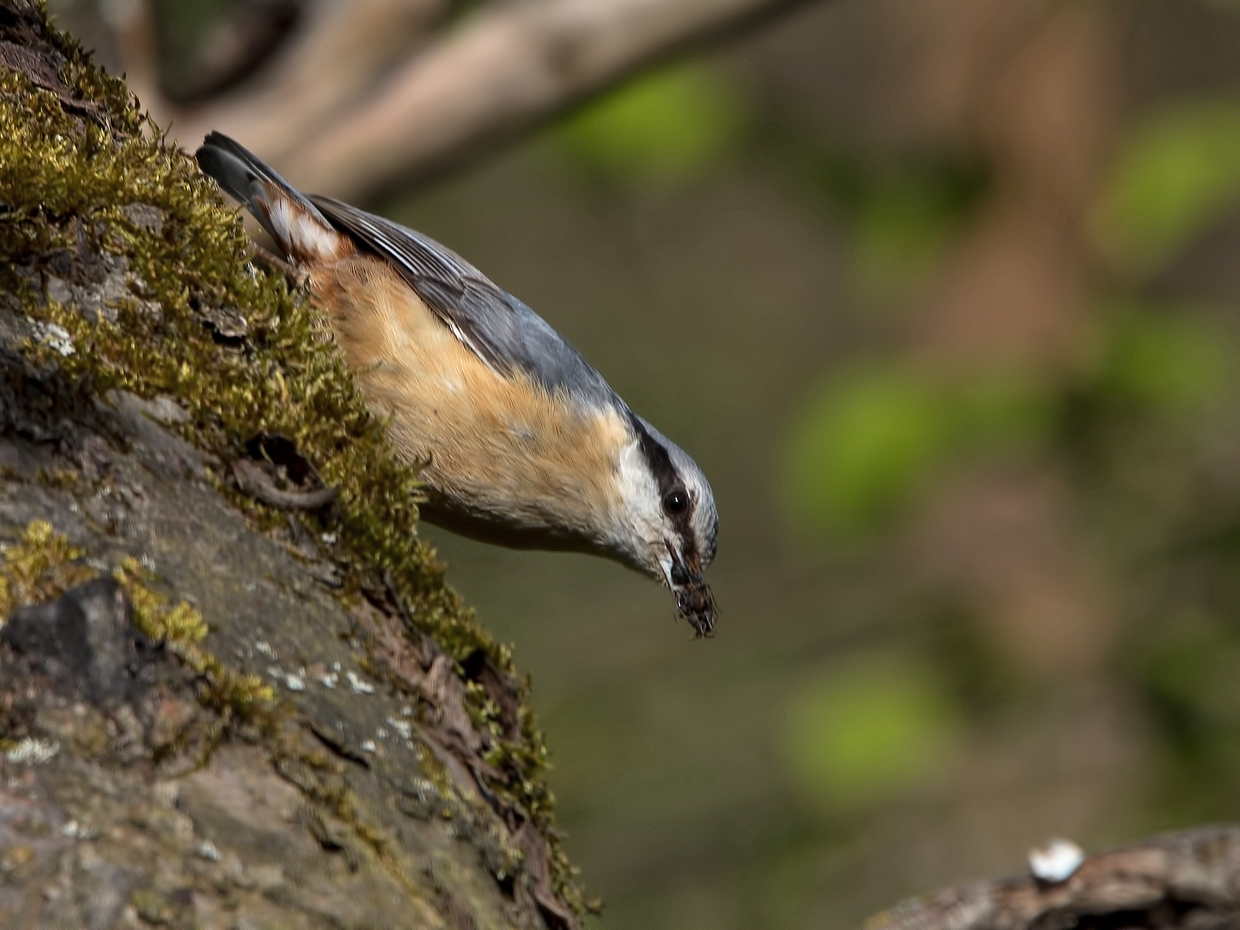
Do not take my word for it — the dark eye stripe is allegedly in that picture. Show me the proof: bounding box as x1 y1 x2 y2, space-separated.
630 416 698 565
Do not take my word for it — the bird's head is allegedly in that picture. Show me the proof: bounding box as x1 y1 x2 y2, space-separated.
608 416 718 636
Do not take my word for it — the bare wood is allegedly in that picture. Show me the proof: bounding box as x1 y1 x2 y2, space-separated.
867 826 1240 930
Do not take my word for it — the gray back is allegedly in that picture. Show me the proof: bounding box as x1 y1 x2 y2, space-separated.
309 196 622 412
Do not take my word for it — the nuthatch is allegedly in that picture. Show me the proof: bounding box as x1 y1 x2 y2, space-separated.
196 133 718 635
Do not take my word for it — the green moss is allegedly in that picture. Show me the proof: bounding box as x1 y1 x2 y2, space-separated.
0 519 94 621
114 557 278 723
0 519 277 729
0 4 577 910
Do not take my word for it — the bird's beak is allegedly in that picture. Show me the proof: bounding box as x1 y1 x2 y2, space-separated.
662 542 717 638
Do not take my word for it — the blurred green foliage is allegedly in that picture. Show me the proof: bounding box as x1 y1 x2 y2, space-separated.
558 65 742 187
782 365 1052 538
777 71 1240 870
1095 102 1240 274
782 366 946 537
781 653 960 811
1137 616 1240 821
847 173 972 304
783 105 1240 539
1092 302 1230 409
789 146 987 304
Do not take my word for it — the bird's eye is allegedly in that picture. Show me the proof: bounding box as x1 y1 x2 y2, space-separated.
663 488 689 516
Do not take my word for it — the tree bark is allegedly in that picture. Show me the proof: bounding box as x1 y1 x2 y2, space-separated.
0 3 579 927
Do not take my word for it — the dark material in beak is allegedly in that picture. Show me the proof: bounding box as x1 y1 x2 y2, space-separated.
675 582 717 638
667 543 716 638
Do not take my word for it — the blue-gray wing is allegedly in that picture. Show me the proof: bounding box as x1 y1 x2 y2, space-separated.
308 195 617 407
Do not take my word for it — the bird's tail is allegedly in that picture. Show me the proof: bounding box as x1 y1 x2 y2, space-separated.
195 132 348 266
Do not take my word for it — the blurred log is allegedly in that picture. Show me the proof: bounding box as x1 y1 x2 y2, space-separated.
868 826 1240 930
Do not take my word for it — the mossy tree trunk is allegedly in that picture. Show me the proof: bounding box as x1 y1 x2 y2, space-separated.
0 3 581 927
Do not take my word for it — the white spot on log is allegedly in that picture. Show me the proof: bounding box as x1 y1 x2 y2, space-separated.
1029 838 1084 883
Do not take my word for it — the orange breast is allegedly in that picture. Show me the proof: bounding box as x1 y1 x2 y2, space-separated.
311 255 626 541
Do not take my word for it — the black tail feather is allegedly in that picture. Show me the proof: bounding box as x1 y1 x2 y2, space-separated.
195 132 330 249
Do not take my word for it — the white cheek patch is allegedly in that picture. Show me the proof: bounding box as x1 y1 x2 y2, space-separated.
613 440 665 550
269 196 342 264
615 441 659 510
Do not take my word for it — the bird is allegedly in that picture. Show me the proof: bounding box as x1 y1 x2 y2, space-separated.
195 132 718 636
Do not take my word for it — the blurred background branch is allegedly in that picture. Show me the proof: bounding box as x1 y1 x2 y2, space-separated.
54 0 814 199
